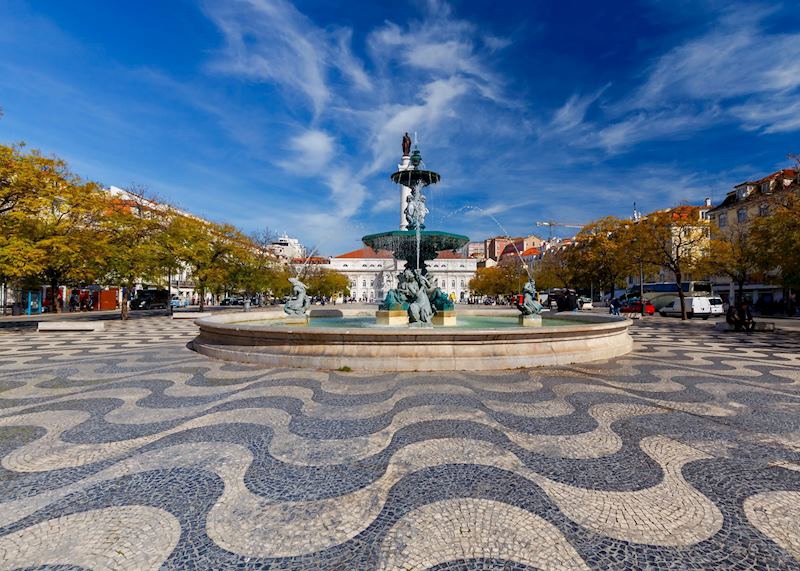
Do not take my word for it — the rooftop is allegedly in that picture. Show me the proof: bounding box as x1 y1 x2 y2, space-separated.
335 246 394 259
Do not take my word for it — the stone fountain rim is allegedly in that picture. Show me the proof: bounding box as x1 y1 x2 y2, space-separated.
194 308 630 338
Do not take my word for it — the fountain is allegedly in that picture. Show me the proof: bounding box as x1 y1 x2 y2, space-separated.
190 133 633 371
364 139 467 326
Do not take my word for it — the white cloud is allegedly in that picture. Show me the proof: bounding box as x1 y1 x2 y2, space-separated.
202 0 370 116
278 129 335 174
621 4 800 136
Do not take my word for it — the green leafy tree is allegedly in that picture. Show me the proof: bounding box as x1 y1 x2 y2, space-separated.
99 186 171 319
167 217 247 311
469 263 525 298
302 267 351 299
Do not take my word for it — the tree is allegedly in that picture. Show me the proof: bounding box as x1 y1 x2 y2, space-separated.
632 207 710 320
167 217 247 311
751 192 800 290
701 223 760 303
302 267 351 299
534 247 575 291
570 217 632 296
469 263 525 298
99 185 171 319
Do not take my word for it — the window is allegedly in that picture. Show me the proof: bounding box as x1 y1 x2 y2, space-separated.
370 279 374 286
460 280 465 288
343 264 348 267
451 280 456 289
758 203 769 217
718 213 728 228
737 208 747 223
362 280 366 287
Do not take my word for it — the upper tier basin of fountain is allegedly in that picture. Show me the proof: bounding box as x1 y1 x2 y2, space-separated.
362 230 469 265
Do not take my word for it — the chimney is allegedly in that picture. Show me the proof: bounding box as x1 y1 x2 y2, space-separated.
704 197 712 207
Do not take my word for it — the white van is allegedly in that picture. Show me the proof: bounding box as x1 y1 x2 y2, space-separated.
709 297 724 316
659 297 714 319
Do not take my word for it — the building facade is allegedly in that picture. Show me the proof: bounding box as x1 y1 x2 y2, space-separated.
327 247 478 303
706 168 799 303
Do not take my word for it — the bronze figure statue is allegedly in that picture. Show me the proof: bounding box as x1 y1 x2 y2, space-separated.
402 132 412 156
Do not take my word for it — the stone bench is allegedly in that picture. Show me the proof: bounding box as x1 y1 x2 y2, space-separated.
172 311 208 320
38 321 105 332
714 321 775 332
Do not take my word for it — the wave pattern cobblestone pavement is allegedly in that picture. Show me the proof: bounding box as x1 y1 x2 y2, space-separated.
0 317 799 570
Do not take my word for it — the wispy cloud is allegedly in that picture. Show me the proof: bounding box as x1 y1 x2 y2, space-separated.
202 0 371 116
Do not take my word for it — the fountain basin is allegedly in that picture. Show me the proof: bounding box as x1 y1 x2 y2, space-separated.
191 309 633 371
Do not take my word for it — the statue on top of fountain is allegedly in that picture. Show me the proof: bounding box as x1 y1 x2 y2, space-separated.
402 132 412 156
404 192 428 230
379 267 453 325
516 279 544 316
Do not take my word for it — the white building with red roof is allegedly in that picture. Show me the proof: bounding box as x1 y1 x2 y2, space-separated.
327 246 477 303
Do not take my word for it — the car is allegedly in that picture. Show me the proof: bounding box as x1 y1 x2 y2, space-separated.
577 296 593 310
709 296 724 315
130 289 169 310
621 298 656 315
170 296 189 308
659 296 713 319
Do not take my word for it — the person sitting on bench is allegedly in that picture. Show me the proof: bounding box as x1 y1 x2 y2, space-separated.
727 299 755 333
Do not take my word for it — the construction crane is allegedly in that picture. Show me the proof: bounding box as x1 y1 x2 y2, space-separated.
535 221 583 239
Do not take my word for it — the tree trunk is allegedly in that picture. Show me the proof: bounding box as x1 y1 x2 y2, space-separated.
120 286 129 321
50 279 60 313
199 285 205 312
676 273 687 320
737 278 745 304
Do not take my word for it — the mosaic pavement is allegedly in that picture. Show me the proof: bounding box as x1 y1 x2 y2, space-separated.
0 316 799 570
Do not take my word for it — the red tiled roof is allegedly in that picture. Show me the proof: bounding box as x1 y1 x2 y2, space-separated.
335 246 394 259
756 169 798 183
520 247 540 256
291 256 328 264
435 250 466 259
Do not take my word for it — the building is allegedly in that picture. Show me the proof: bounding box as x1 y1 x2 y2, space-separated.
328 246 478 303
706 167 799 303
327 247 397 302
708 169 797 230
463 241 486 259
269 234 306 261
624 204 711 294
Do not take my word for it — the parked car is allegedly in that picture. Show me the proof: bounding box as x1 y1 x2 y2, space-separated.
577 296 593 310
170 296 188 308
130 289 169 310
621 298 656 315
659 297 713 319
709 296 724 316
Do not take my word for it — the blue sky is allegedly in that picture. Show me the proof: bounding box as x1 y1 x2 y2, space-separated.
1 0 798 254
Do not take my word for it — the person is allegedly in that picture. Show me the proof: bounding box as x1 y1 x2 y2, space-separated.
567 290 578 312
609 298 621 316
727 299 755 333
737 299 755 333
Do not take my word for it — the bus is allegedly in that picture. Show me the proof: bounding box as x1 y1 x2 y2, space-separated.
623 282 712 310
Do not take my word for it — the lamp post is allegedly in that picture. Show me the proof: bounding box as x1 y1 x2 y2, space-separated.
639 259 645 317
